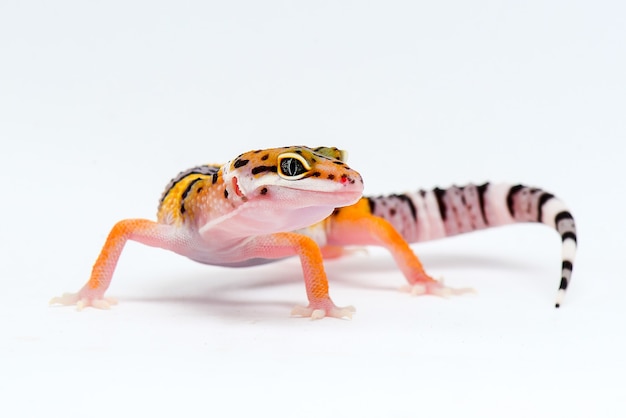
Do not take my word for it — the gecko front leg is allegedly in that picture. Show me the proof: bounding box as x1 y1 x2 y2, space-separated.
50 219 184 310
245 232 355 319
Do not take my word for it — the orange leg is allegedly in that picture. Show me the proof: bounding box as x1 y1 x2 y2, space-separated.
327 206 473 297
51 219 180 309
246 232 355 319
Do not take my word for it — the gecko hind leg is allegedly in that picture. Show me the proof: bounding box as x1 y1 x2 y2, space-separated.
328 212 475 299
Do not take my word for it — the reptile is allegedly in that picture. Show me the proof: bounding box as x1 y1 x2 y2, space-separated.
51 146 577 319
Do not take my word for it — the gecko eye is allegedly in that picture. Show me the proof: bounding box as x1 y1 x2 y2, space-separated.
277 153 311 180
280 158 306 178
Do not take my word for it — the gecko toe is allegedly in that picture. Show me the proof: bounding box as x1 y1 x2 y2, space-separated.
401 281 476 299
291 303 355 320
50 291 118 310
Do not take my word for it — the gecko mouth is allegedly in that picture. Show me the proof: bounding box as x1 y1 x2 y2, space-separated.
253 184 361 201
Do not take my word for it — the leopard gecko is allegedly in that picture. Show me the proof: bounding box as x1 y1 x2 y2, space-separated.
51 146 577 319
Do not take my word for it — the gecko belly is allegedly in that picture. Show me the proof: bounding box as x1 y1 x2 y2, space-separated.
188 257 285 268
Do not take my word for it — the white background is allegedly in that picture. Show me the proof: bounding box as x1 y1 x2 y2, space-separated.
1 1 624 417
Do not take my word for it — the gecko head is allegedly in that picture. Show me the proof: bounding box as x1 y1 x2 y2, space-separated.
222 146 364 209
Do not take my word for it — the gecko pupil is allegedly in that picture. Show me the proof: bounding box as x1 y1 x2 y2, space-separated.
280 158 306 177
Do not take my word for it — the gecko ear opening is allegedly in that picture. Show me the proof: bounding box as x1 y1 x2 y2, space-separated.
232 176 244 197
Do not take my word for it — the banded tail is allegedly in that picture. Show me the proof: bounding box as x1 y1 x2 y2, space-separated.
366 183 577 308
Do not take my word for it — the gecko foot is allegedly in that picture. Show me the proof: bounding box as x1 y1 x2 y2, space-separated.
291 303 356 320
400 278 475 298
49 291 118 310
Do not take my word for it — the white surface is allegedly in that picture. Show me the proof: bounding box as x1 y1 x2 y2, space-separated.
1 1 624 417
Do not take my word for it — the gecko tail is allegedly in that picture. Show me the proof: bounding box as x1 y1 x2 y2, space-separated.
496 183 576 308
366 183 577 307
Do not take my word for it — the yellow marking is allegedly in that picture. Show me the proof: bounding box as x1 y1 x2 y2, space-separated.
313 147 347 162
157 174 213 225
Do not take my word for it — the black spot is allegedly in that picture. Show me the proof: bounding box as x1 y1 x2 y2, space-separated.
212 173 218 184
390 208 397 216
555 211 574 224
261 154 269 161
562 260 573 272
328 174 335 180
394 194 417 221
251 165 278 175
197 187 203 193
234 159 249 168
181 178 202 201
506 184 524 217
537 192 555 222
310 171 321 177
561 232 577 244
459 190 467 205
332 208 341 216
260 187 268 195
433 188 447 221
367 198 376 214
333 161 345 165
180 178 203 215
477 183 489 225
159 165 219 205
559 276 568 290
224 189 229 199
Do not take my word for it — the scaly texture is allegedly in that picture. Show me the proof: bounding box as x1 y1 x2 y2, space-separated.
352 183 576 307
51 146 577 318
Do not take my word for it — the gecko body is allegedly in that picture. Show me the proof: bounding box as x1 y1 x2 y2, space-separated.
52 146 577 318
